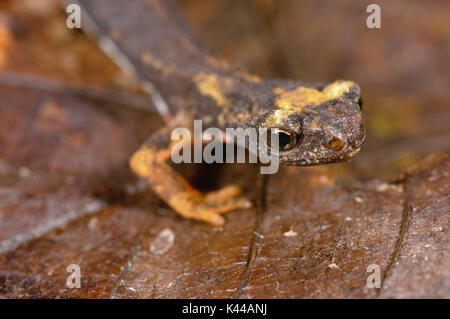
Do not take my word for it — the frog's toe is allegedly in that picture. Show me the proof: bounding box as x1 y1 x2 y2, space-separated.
204 184 243 204
212 196 253 214
181 195 252 225
198 197 252 225
175 185 252 225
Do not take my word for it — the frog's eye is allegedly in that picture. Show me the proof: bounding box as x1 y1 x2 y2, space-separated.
268 129 300 152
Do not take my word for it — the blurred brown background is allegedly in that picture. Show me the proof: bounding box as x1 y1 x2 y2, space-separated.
0 0 448 298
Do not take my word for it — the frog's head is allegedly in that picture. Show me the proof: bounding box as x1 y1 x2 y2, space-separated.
259 80 365 166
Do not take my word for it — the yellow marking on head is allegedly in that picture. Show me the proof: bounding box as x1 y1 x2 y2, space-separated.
273 80 356 111
265 109 298 127
194 73 229 106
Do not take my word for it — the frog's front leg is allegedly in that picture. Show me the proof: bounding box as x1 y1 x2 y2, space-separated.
129 122 252 225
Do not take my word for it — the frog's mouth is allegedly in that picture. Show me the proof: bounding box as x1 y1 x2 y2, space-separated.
278 145 363 167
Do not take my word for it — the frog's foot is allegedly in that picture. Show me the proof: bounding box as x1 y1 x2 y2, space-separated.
204 184 246 205
175 185 252 226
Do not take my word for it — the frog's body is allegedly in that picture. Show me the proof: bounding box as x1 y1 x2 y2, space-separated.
73 0 365 225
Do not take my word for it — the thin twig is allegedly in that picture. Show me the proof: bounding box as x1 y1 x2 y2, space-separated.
0 70 156 113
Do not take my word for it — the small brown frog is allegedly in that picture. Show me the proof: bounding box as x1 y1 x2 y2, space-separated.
72 0 365 225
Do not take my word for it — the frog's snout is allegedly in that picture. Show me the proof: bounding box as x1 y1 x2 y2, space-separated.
347 122 366 148
325 118 365 153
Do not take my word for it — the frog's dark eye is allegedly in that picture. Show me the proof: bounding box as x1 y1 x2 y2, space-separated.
268 129 300 152
358 97 363 110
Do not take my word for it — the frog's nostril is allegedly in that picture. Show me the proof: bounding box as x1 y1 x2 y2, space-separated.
327 137 344 151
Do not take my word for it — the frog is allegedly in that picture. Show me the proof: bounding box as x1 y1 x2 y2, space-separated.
71 0 365 225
